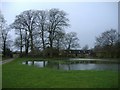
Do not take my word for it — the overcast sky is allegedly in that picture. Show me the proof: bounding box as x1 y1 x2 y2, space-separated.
0 1 118 49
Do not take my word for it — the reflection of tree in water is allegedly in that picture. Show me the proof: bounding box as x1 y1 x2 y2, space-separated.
46 61 59 69
66 61 71 70
46 60 71 70
25 60 46 67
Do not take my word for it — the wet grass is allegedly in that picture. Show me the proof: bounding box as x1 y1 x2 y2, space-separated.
2 57 119 88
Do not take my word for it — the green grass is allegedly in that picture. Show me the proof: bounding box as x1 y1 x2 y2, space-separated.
2 58 119 88
0 64 2 89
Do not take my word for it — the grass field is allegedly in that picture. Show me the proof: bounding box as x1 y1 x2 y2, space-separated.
0 64 2 89
2 58 119 88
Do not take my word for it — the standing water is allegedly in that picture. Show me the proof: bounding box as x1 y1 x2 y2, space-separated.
22 59 119 71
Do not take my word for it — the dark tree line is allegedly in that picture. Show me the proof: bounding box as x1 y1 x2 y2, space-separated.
2 8 119 59
10 8 80 57
94 29 120 58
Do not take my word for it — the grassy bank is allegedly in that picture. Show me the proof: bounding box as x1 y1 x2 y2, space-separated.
2 58 119 88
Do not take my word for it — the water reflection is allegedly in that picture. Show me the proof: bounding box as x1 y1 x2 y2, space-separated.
22 61 48 67
60 63 118 71
22 60 119 71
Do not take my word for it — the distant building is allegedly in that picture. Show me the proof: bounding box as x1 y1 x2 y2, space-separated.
62 49 94 57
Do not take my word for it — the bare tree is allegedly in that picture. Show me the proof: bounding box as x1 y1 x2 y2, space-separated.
0 12 10 56
12 10 37 53
54 30 65 50
64 32 80 50
47 8 69 49
95 29 118 58
0 11 5 53
14 37 22 50
95 29 118 47
35 10 48 50
10 21 24 56
11 9 71 57
82 44 89 50
1 28 10 56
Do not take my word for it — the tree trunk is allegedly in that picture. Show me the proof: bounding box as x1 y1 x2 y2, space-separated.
20 29 23 56
30 31 34 53
25 31 29 55
41 29 45 50
25 40 29 55
57 39 59 50
49 37 53 57
3 41 6 57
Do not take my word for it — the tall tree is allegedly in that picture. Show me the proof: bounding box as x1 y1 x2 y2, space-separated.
0 11 5 53
1 27 10 57
10 22 24 56
0 12 11 56
12 10 37 53
47 8 69 49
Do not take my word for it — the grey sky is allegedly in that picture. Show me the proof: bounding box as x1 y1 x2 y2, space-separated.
1 2 118 49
